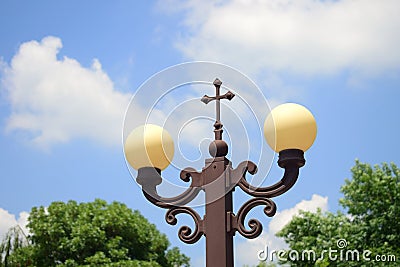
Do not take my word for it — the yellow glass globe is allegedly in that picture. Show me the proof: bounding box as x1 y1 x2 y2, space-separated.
124 124 174 170
264 103 317 152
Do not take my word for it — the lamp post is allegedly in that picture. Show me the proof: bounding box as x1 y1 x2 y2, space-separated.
124 78 317 267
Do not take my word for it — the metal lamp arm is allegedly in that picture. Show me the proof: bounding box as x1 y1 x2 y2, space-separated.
136 167 203 209
142 186 201 208
232 149 306 198
235 162 300 198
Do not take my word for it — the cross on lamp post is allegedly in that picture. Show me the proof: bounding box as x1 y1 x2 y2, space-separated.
124 78 317 267
201 78 235 140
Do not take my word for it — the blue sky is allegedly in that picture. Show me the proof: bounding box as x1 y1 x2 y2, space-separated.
1 0 400 266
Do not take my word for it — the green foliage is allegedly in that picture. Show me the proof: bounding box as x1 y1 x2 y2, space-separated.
277 209 361 266
2 199 189 267
340 161 400 254
165 246 190 267
277 161 400 266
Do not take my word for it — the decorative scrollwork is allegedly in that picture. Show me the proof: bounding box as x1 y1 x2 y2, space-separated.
166 207 204 244
233 197 276 239
180 167 203 187
137 168 205 243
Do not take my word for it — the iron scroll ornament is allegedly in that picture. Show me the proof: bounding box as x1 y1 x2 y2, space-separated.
136 167 205 244
166 207 204 244
135 148 305 243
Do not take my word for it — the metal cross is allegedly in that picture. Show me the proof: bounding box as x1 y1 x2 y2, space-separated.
201 78 235 140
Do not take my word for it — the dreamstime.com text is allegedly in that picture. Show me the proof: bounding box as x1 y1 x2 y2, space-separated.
257 239 397 263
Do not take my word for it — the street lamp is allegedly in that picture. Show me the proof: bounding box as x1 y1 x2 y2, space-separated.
124 78 317 267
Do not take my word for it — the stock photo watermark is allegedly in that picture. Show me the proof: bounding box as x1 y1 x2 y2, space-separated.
257 239 397 263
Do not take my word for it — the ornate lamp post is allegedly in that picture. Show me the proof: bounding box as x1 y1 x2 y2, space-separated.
124 78 317 267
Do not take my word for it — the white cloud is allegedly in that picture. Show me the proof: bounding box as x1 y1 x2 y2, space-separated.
1 36 131 149
235 194 328 266
160 0 400 76
0 208 29 239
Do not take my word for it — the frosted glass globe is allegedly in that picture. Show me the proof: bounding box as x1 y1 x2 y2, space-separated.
124 124 174 170
264 103 317 152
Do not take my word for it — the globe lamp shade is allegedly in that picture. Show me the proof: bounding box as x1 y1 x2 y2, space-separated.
124 124 174 170
264 103 317 152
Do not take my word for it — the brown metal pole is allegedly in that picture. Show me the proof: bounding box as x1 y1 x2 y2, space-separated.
202 78 235 266
203 155 234 267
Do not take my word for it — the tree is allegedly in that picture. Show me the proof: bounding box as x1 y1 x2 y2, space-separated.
0 225 30 267
339 161 400 254
3 199 189 267
277 161 400 266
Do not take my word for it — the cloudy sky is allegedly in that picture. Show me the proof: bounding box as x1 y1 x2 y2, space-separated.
1 0 400 266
